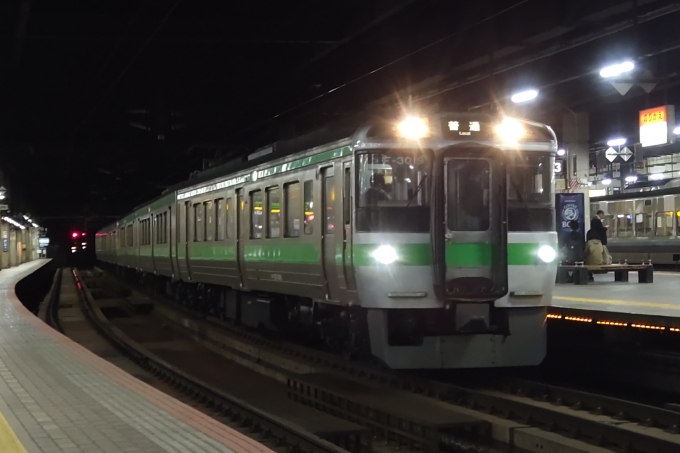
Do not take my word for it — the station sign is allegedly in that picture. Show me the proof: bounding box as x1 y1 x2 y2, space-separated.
38 237 50 248
639 105 675 147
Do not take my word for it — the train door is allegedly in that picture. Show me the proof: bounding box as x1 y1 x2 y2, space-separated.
169 206 177 279
321 165 342 301
185 201 194 281
151 214 156 273
235 188 247 287
432 147 508 300
341 161 356 294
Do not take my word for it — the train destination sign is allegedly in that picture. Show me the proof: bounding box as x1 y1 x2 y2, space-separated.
441 117 489 140
639 105 675 147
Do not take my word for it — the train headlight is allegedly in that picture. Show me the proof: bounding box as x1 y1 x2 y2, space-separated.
397 117 428 139
495 118 525 143
372 245 398 264
537 245 556 263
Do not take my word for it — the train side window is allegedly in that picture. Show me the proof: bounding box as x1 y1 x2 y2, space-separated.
677 211 680 237
226 198 234 238
194 203 204 242
251 190 263 239
267 187 281 238
120 228 125 247
616 214 633 238
655 212 673 237
285 182 301 237
324 176 336 233
216 199 225 241
205 200 214 241
634 213 652 237
127 225 133 246
304 180 314 235
344 167 351 225
603 215 615 238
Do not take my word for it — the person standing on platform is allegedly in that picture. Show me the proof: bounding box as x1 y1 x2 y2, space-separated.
591 210 608 246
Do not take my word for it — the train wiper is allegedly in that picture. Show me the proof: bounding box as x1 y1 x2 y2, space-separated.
406 175 427 208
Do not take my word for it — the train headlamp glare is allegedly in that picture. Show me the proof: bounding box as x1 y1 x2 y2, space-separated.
397 117 428 139
537 245 556 263
495 118 525 143
372 245 398 264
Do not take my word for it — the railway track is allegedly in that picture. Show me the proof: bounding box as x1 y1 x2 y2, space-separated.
59 267 680 453
53 268 358 453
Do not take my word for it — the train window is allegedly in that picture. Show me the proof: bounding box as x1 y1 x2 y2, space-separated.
251 190 263 239
304 180 314 235
267 187 281 238
216 199 225 240
126 225 133 246
194 203 204 242
226 198 234 239
344 167 351 225
635 213 652 237
205 201 214 241
655 212 673 237
356 150 431 232
507 152 553 231
120 228 125 247
616 214 633 238
324 176 335 233
163 212 168 243
285 182 301 237
447 158 490 231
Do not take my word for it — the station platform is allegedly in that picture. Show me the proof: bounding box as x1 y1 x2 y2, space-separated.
0 260 273 453
551 271 680 329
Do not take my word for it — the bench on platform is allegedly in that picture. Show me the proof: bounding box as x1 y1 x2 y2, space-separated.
556 262 653 285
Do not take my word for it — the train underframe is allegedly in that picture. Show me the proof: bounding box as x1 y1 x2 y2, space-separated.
102 263 546 367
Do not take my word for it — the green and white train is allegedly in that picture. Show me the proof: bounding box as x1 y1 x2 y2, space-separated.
96 112 558 369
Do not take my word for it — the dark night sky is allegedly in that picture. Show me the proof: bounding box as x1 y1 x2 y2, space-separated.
2 0 680 236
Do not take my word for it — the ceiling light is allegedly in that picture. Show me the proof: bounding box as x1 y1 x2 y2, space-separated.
599 61 635 78
557 149 565 156
607 137 626 147
602 178 612 185
649 173 664 181
510 89 538 104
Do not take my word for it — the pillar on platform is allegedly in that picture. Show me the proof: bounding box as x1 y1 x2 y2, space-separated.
563 111 592 223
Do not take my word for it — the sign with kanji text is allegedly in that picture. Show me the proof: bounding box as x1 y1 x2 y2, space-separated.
639 105 675 147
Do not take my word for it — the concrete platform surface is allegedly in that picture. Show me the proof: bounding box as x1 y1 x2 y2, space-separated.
553 271 680 318
0 260 274 453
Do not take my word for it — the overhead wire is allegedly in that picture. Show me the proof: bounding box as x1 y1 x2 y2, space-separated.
240 0 532 133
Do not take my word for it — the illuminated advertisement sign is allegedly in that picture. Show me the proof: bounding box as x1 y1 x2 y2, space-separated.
639 105 675 147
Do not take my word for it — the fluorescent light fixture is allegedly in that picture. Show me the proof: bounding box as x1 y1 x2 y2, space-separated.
674 126 680 135
601 178 612 185
649 173 664 181
599 61 635 78
510 89 538 104
557 149 565 156
625 175 638 183
2 217 25 230
607 137 626 147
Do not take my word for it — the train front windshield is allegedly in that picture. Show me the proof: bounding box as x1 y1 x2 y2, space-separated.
507 152 553 231
356 149 431 232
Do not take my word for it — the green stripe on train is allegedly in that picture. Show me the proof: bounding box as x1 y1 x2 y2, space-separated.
184 242 547 266
353 243 544 266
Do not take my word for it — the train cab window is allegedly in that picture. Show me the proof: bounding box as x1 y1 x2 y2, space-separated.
304 180 314 235
251 190 264 239
194 203 204 242
635 213 652 237
216 199 225 240
356 150 430 232
447 159 490 231
655 212 673 237
285 182 301 237
616 214 633 237
267 187 281 238
324 176 335 233
205 200 214 241
226 198 234 238
507 152 553 231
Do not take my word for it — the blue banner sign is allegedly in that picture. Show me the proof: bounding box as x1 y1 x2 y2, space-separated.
555 193 585 246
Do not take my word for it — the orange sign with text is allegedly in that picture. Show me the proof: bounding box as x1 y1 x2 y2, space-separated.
639 106 667 126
